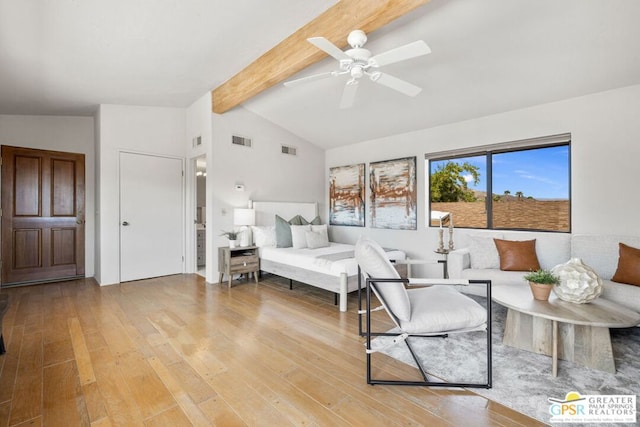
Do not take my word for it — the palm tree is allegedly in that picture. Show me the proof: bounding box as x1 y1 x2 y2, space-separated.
515 191 524 200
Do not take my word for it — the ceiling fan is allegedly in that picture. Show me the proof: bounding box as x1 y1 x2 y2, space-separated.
284 30 431 109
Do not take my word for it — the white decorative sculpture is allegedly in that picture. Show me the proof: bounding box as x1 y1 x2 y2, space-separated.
551 258 602 304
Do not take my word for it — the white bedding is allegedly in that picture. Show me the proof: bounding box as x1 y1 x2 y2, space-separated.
260 242 406 277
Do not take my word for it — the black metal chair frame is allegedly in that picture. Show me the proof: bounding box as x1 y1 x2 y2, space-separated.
362 275 492 388
357 260 447 336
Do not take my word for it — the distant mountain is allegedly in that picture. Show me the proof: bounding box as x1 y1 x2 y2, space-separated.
462 189 567 202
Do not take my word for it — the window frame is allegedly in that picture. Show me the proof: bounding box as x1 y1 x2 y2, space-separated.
426 133 572 233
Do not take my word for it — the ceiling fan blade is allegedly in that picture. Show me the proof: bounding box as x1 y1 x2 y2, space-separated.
372 72 422 97
308 37 351 61
339 80 359 109
283 71 334 88
369 40 431 68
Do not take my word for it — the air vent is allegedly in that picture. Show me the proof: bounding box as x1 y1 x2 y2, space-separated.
281 145 297 156
192 136 202 147
232 135 252 148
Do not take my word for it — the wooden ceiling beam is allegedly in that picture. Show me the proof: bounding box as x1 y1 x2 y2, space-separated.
211 0 431 114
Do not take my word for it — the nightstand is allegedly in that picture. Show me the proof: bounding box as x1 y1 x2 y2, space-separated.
218 246 259 288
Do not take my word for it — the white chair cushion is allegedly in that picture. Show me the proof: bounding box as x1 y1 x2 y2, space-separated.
355 237 411 321
290 225 311 249
401 286 487 334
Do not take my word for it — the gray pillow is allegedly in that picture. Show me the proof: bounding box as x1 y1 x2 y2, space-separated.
297 215 321 225
289 215 304 225
275 215 293 247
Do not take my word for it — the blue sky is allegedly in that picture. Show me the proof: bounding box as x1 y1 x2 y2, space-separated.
431 145 570 199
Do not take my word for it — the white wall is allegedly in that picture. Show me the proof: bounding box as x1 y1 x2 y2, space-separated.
326 84 640 274
95 104 186 285
0 114 96 277
209 106 325 275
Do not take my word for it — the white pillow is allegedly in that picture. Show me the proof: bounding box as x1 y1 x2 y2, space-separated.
251 226 276 247
469 235 500 269
306 230 329 249
290 225 311 249
311 224 328 242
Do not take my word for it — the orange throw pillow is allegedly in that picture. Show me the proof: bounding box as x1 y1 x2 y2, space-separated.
611 242 640 286
494 238 541 271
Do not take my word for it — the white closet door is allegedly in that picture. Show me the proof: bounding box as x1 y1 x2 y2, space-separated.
120 152 183 282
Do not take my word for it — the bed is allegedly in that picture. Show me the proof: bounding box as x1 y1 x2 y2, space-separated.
252 201 406 312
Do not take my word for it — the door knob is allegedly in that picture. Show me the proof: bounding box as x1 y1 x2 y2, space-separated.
122 221 129 226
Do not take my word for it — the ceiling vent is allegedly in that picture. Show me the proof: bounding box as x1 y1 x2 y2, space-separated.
232 135 252 148
281 145 297 156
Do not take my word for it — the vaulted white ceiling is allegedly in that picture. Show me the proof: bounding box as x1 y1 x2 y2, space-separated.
1 0 639 149
0 0 336 115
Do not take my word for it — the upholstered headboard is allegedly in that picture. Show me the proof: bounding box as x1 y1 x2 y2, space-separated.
253 201 318 226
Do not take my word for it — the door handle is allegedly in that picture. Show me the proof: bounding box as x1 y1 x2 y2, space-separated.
122 221 130 226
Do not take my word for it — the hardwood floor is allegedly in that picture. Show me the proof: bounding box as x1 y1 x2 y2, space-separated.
0 274 545 426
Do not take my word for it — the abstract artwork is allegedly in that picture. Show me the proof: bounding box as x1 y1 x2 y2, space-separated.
369 156 417 230
329 163 365 226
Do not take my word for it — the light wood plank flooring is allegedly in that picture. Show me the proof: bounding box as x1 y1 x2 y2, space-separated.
0 274 545 426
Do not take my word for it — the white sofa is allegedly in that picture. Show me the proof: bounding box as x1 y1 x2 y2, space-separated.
448 232 640 315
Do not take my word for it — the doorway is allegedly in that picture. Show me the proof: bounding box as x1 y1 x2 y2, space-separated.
1 146 85 287
119 152 184 282
195 156 206 277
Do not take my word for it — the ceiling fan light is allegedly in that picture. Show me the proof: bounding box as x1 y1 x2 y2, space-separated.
351 66 364 79
347 30 367 48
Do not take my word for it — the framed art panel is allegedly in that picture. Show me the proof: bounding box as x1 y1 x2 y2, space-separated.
329 163 365 226
370 156 417 230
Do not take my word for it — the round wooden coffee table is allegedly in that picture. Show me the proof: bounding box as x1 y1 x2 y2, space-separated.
492 285 640 376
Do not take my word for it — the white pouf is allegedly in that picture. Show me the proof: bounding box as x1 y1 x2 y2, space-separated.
551 258 603 303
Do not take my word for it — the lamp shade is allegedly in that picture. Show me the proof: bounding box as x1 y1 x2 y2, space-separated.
233 208 255 226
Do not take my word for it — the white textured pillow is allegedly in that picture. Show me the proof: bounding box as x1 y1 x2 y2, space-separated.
290 225 311 249
306 230 329 249
469 235 500 269
311 224 328 242
251 226 276 247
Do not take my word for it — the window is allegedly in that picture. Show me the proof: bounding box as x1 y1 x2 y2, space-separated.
427 134 570 232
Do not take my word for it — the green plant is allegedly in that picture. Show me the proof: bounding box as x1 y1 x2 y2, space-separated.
220 230 238 240
430 161 480 202
523 269 559 285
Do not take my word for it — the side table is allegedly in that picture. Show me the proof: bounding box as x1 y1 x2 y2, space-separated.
218 246 260 288
434 249 449 278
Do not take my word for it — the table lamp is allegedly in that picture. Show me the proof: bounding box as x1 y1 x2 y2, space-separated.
233 208 255 247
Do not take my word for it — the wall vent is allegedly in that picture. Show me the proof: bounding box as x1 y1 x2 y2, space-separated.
281 145 297 156
232 135 252 148
192 136 202 147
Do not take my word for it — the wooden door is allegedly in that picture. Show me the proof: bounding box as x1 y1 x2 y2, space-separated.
1 146 85 286
119 152 183 282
